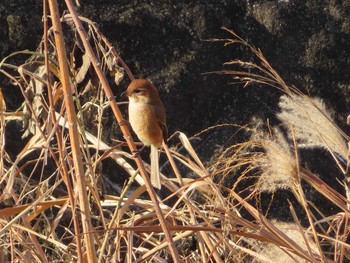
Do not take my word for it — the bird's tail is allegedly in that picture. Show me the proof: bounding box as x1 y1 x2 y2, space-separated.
150 145 161 189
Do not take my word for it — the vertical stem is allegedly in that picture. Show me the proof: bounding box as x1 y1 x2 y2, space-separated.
47 1 96 262
43 1 83 260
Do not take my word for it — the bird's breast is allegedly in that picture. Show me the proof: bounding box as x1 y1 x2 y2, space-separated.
128 100 163 147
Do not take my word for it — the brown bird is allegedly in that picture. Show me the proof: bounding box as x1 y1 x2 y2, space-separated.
125 79 167 189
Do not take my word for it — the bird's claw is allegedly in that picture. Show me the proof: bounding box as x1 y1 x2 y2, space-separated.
131 149 140 158
131 144 147 157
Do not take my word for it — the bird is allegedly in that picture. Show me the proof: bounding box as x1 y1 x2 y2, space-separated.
124 79 167 189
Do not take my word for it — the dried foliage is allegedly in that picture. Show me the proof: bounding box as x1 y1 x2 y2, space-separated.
0 2 349 263
210 27 350 262
251 126 297 193
278 94 348 167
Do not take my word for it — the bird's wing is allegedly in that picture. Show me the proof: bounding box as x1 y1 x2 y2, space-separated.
154 103 167 141
158 119 168 141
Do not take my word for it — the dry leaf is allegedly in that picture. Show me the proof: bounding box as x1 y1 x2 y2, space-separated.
74 51 91 84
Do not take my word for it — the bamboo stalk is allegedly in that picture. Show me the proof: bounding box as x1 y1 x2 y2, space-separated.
47 1 97 262
43 0 83 261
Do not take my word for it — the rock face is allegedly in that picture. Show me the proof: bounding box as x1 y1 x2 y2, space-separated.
1 0 349 133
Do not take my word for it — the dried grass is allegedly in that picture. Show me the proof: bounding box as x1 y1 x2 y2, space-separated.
0 4 349 263
252 126 297 193
278 94 348 169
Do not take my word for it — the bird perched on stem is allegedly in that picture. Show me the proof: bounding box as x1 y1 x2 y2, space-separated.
124 79 167 189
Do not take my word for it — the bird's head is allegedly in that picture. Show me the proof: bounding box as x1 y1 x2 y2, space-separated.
124 79 159 104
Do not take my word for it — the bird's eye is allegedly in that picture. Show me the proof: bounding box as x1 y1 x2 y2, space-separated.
134 88 145 94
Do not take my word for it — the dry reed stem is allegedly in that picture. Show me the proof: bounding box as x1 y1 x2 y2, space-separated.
43 0 84 260
48 0 96 261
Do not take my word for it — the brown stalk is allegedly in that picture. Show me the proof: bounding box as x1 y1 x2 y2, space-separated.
300 167 350 212
63 0 181 261
47 0 96 262
288 201 316 261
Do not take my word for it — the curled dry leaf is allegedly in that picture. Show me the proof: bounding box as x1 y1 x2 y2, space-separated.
73 49 91 85
105 52 124 85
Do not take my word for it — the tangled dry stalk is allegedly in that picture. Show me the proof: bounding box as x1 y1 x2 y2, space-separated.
0 2 349 263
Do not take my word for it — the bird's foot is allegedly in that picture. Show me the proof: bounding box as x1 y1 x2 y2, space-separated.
131 150 140 158
131 145 146 158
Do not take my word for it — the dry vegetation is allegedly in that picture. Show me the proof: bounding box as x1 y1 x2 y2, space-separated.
0 1 349 262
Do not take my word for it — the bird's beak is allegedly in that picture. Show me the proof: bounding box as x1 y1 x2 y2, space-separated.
121 90 128 97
